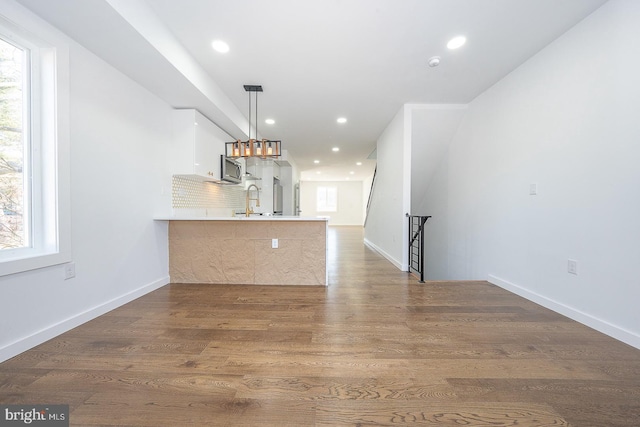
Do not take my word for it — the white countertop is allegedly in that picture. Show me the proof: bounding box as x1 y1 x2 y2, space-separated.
154 215 328 222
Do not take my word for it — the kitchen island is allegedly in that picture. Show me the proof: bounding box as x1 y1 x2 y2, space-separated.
155 216 328 286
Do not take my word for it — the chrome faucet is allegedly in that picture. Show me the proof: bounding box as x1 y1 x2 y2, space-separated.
245 184 260 217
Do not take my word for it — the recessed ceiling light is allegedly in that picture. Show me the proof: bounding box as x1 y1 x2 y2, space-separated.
265 119 275 125
337 117 347 124
313 160 320 164
316 171 321 175
356 162 362 166
349 171 355 175
332 147 340 152
211 40 230 53
428 56 441 67
447 36 466 50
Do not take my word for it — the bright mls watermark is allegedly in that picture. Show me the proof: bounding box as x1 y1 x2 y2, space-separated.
0 405 68 426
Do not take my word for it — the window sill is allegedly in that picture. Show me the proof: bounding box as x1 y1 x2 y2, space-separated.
0 251 71 277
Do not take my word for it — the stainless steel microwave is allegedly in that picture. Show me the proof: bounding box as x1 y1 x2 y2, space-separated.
221 155 242 184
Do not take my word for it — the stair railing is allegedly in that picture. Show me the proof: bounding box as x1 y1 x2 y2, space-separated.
406 214 431 283
364 165 377 226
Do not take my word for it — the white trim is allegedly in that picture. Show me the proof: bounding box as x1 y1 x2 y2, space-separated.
0 276 170 363
402 105 412 270
488 274 640 350
364 238 406 271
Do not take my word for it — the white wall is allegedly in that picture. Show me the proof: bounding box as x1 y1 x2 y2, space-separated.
363 107 411 269
410 105 466 214
0 3 171 361
421 153 450 280
300 181 363 226
410 106 466 280
422 0 640 348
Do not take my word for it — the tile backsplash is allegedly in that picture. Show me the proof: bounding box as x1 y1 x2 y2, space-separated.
172 176 244 216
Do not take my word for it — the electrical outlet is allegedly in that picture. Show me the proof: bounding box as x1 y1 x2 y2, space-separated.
272 238 278 249
64 262 76 280
568 259 578 275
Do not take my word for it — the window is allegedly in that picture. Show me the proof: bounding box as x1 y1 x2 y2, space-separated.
317 186 337 212
0 11 70 276
0 36 28 250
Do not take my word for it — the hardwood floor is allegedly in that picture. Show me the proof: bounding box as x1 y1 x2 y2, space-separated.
2 226 639 426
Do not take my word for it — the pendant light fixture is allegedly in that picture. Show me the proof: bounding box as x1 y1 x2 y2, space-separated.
226 85 281 158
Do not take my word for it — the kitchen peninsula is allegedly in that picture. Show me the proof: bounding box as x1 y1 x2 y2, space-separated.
156 216 328 286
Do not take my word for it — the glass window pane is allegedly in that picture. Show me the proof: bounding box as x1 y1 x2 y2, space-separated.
0 37 27 250
317 186 337 212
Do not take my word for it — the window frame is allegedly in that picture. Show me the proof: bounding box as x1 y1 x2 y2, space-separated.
0 10 70 277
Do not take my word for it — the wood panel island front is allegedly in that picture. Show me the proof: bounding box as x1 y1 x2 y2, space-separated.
156 217 328 286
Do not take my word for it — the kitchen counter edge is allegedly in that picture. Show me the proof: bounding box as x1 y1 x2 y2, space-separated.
154 216 328 222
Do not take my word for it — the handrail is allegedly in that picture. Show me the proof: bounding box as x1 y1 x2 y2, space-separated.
364 165 377 226
406 214 431 283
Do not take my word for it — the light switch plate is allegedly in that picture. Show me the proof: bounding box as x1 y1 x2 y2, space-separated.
529 183 538 195
272 238 278 249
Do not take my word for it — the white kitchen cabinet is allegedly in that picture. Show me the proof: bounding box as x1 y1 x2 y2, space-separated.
170 109 233 182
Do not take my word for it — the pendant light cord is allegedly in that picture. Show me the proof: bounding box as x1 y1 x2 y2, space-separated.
248 90 252 140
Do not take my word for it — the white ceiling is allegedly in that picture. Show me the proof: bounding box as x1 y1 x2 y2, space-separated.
17 0 607 181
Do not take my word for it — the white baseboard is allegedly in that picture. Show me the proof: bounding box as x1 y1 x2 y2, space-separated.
488 274 640 350
364 238 407 271
0 276 170 363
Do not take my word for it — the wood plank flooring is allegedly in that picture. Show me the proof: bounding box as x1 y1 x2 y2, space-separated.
1 226 639 426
